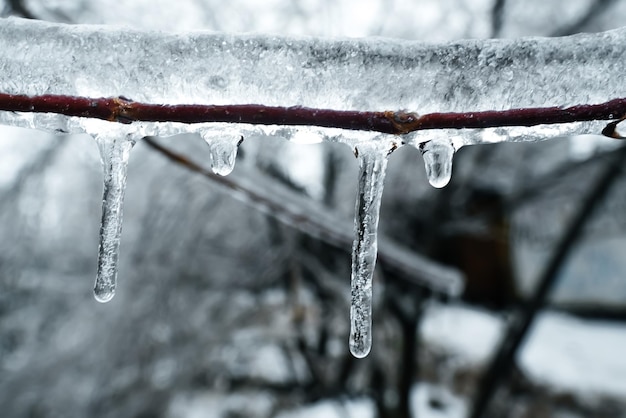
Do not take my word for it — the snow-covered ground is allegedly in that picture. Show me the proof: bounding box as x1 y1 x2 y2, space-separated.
421 303 626 397
520 311 626 397
275 398 375 418
420 303 504 365
168 303 626 417
168 386 468 418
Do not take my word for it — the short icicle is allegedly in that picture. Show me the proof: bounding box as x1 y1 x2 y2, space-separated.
199 129 244 176
419 138 455 188
349 141 392 358
93 133 136 303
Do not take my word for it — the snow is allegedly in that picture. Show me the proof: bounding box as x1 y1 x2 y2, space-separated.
167 392 275 418
411 383 467 418
167 384 467 418
520 311 626 398
275 398 375 418
420 303 504 365
421 304 626 398
247 344 292 384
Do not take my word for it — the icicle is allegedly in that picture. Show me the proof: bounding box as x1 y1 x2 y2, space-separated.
419 139 455 188
93 133 136 303
349 141 392 358
199 130 243 176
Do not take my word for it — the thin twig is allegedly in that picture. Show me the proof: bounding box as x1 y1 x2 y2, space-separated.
1 93 626 136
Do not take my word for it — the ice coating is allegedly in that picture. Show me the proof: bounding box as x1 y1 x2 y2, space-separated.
350 141 391 358
420 139 455 188
198 127 243 176
0 18 626 144
93 133 136 303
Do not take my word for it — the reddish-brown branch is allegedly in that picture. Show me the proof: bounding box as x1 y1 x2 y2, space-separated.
0 92 625 136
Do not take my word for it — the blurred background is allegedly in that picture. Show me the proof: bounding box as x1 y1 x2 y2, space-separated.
1 0 626 417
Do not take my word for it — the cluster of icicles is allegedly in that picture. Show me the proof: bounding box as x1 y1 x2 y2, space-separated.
93 128 454 358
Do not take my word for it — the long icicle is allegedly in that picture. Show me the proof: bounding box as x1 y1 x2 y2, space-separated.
349 141 392 358
93 134 136 303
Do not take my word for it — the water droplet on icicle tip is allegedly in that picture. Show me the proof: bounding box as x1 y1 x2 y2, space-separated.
93 133 136 303
349 141 392 358
199 130 243 176
420 139 455 188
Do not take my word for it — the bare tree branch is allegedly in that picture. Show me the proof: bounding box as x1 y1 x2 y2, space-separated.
1 93 626 136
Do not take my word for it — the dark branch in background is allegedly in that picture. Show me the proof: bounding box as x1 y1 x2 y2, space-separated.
551 0 618 37
469 144 626 418
385 285 425 418
1 0 36 19
490 0 507 37
491 0 618 40
1 93 626 136
142 137 462 296
1 0 72 22
508 145 623 208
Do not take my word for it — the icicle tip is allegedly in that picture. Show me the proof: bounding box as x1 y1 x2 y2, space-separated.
93 286 116 303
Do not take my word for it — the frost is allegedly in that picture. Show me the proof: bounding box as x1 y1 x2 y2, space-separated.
349 140 393 358
92 128 136 303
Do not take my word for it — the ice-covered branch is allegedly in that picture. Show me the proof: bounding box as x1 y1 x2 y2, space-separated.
1 17 626 144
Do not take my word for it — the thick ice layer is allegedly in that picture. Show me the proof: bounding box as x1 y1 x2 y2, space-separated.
92 129 136 303
349 140 392 358
0 18 625 144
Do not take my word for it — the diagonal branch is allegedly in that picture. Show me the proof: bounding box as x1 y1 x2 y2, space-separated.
1 93 626 136
490 0 507 37
142 136 463 296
